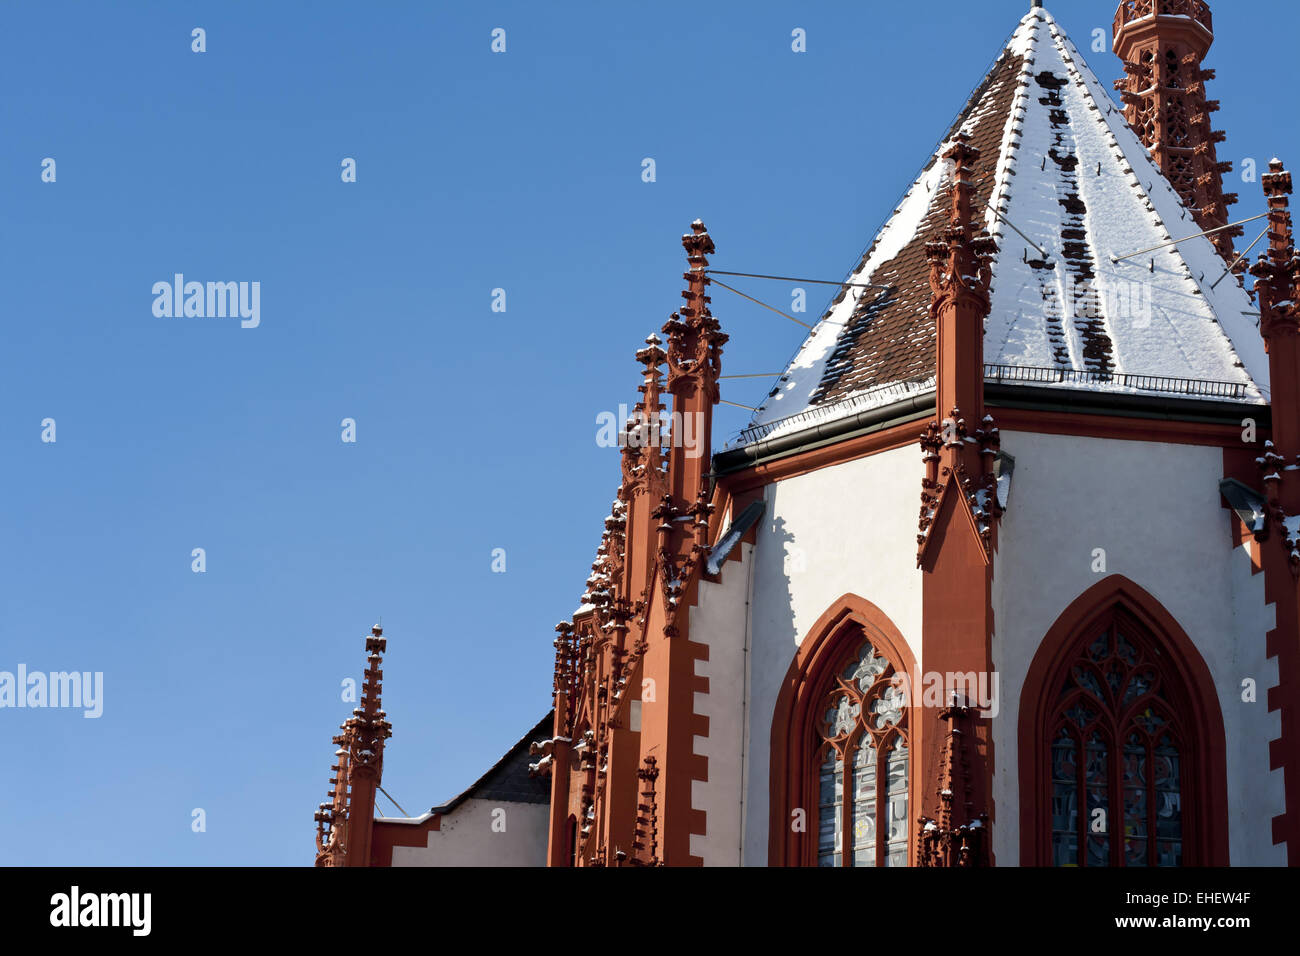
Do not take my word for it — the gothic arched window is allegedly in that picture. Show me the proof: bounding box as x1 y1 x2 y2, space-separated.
770 596 918 867
1047 606 1190 867
815 640 909 867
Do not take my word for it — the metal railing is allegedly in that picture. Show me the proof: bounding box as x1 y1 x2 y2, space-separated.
726 364 1253 448
983 363 1249 400
728 377 936 448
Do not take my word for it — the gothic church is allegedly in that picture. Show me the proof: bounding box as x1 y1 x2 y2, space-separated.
315 0 1300 867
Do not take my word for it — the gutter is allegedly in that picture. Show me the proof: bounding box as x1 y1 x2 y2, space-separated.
713 392 934 477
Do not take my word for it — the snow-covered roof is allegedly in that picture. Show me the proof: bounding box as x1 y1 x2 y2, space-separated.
741 5 1266 446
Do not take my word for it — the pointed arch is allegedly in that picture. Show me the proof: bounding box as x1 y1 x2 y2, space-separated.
1018 575 1229 865
769 594 919 866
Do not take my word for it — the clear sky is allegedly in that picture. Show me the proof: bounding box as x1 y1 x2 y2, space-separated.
2 0 1297 865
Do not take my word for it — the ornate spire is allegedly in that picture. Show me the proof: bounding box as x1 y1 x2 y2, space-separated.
663 222 726 401
1252 160 1299 346
551 620 579 715
313 747 350 867
917 700 989 867
630 757 661 866
544 223 727 868
662 221 728 516
313 624 393 867
926 134 997 301
926 133 997 421
1113 0 1240 262
916 139 1000 840
1250 161 1300 537
918 133 1000 567
622 333 669 503
635 333 667 427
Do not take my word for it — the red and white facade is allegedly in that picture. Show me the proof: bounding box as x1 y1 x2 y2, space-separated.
316 0 1300 867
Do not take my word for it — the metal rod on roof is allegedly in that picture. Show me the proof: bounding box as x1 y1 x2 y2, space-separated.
985 201 1048 260
708 277 814 329
1210 225 1269 290
720 373 787 379
705 269 891 291
720 399 759 411
1110 212 1269 264
378 785 409 817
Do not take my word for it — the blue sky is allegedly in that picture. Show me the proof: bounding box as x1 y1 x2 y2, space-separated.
2 0 1296 865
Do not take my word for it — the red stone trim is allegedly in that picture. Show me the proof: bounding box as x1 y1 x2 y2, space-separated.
1017 575 1229 865
369 815 442 867
722 420 921 495
917 477 992 573
719 407 1253 500
769 595 918 866
993 407 1252 448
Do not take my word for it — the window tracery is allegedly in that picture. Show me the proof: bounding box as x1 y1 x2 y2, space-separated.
1048 610 1186 867
815 639 910 867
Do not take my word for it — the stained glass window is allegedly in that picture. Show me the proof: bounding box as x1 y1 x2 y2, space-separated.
815 638 909 867
817 749 843 867
885 742 909 867
1048 611 1186 867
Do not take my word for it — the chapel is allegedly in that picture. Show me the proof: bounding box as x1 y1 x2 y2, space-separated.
315 0 1300 867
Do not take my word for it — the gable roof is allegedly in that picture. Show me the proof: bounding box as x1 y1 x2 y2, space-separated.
742 5 1267 446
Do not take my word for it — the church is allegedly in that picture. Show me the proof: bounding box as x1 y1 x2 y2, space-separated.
313 0 1300 866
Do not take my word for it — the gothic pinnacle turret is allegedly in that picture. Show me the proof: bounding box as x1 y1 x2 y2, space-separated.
1250 161 1300 511
1113 0 1240 262
313 624 393 867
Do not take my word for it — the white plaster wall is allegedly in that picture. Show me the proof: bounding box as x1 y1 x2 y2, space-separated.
1226 535 1282 863
991 430 1284 865
689 542 754 865
742 444 926 865
390 799 549 867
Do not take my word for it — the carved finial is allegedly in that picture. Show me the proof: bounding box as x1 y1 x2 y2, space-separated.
681 220 714 276
944 132 980 230
635 331 667 429
1262 159 1294 264
664 223 728 402
927 135 997 303
357 627 392 747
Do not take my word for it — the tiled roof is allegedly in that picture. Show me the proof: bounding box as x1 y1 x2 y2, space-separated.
428 712 554 814
744 5 1267 444
813 46 1021 409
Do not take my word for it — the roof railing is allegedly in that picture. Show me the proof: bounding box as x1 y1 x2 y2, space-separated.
983 363 1248 399
728 377 935 448
726 364 1253 448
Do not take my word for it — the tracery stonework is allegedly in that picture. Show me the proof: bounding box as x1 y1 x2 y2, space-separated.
1047 609 1187 866
815 640 910 867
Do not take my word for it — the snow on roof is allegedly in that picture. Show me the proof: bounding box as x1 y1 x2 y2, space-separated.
740 5 1265 446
